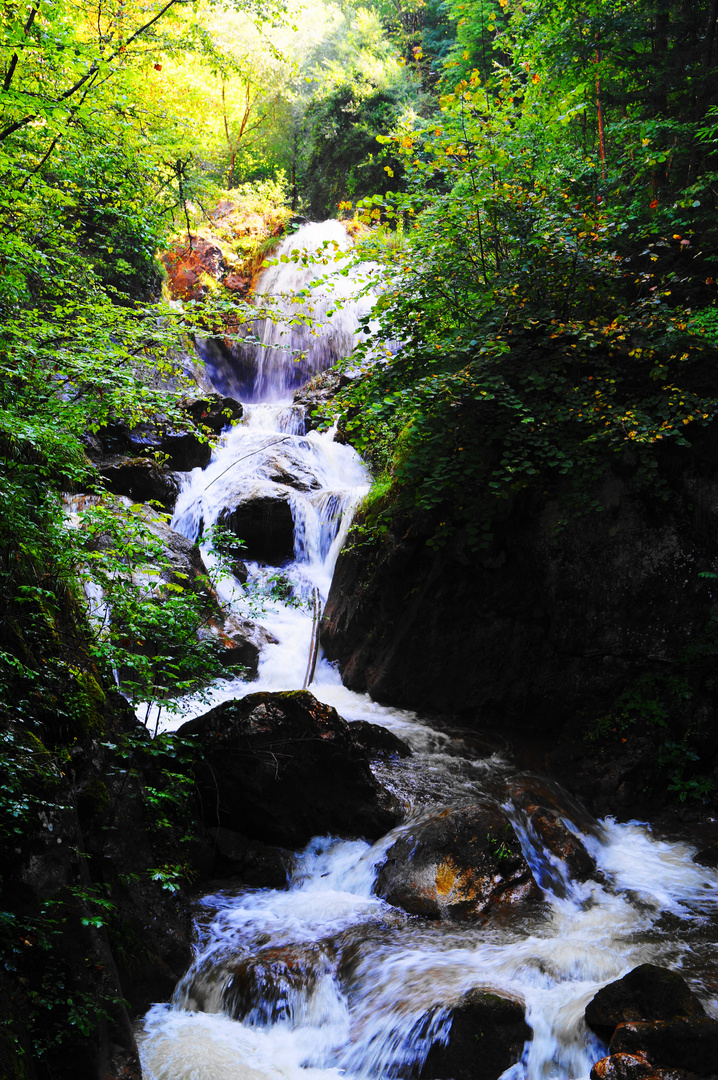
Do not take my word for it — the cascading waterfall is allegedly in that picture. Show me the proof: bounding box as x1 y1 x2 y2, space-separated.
195 220 382 404
138 221 718 1080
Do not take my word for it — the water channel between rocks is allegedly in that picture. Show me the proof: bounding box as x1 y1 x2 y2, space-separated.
137 222 718 1080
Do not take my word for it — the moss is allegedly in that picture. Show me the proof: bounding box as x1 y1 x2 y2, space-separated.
63 667 106 738
79 778 111 817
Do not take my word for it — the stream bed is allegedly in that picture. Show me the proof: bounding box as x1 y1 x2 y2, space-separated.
136 223 718 1080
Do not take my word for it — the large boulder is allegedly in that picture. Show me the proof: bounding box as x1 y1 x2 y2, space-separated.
585 965 706 1046
419 989 531 1080
96 455 180 510
374 803 541 920
216 484 296 565
178 691 404 846
320 472 718 750
206 827 292 888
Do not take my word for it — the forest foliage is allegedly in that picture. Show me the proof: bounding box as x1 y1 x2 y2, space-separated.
331 0 718 553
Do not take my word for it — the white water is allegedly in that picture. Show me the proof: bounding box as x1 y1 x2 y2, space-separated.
198 220 382 403
138 222 718 1080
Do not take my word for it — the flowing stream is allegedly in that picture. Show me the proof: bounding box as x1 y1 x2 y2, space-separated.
137 222 718 1080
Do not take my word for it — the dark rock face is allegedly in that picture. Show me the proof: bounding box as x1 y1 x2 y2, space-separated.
692 843 718 868
320 475 717 739
585 965 706 1046
182 393 243 433
217 487 296 564
375 803 541 920
93 419 212 471
349 719 412 760
5 692 205 1080
96 455 181 509
179 691 404 846
610 1018 718 1076
206 827 292 887
419 989 531 1080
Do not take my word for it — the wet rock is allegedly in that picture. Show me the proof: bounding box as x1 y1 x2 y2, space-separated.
590 1052 698 1080
518 803 596 894
610 1018 718 1076
222 944 335 1024
293 369 353 432
182 393 243 433
179 690 403 846
206 827 292 888
230 558 249 583
692 843 718 868
419 988 530 1080
96 455 180 510
349 720 412 760
375 803 541 920
586 965 706 1045
197 617 261 677
216 485 296 564
93 420 212 471
509 778 599 895
222 434 323 493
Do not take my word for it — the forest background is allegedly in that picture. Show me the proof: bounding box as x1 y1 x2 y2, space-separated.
1 0 718 1070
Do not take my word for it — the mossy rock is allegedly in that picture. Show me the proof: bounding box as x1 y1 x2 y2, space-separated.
63 668 107 738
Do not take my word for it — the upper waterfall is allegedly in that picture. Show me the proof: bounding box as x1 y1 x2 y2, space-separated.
197 220 380 403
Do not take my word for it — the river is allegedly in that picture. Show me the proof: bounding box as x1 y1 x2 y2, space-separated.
136 221 718 1080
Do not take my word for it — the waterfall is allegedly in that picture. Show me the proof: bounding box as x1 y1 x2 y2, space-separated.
137 220 718 1080
195 220 381 403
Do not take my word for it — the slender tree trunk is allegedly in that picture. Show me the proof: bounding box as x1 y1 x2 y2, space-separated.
595 43 607 180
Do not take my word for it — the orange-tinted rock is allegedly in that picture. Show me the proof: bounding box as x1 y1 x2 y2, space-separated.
161 236 226 301
224 272 251 294
590 1052 669 1080
375 803 541 921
